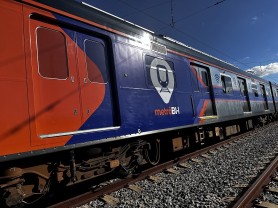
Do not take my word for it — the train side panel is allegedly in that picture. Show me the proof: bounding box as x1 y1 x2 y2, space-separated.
113 38 196 130
266 84 274 112
22 5 121 148
247 79 272 114
270 82 278 112
0 1 31 156
212 68 244 119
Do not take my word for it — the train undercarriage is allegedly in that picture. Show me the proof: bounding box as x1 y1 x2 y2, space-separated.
0 115 276 207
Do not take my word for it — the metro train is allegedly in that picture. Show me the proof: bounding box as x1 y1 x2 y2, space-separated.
1 0 278 206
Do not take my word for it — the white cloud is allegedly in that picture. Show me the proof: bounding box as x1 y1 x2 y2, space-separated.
242 56 250 60
252 16 258 23
246 62 278 77
252 16 258 21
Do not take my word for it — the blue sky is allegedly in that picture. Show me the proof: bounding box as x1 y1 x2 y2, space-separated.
80 0 278 83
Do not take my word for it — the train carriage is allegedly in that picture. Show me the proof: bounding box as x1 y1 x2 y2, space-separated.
270 82 278 112
0 0 277 206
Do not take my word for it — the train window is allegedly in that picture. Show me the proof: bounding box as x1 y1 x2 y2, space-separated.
266 87 270 96
84 39 108 83
201 70 209 86
260 84 265 96
190 64 210 90
251 83 259 97
238 78 247 96
190 66 199 91
36 27 68 79
145 55 176 89
221 75 233 94
238 80 242 95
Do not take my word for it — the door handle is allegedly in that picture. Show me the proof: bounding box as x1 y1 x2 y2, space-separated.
71 76 75 83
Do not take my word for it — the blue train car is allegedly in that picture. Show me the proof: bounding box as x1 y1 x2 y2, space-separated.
0 0 277 206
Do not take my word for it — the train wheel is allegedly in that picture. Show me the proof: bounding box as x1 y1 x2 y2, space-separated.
144 139 160 166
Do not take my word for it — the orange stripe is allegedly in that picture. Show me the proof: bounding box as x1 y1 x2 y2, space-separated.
198 100 209 124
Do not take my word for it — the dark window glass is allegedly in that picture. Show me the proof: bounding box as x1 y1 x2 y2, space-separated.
36 27 68 79
266 88 270 96
190 65 210 91
238 78 248 96
260 84 265 96
238 80 244 96
251 83 259 97
191 66 199 91
84 40 107 83
221 76 226 92
221 75 233 94
201 70 208 86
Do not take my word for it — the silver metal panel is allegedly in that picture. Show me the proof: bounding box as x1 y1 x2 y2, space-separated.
250 101 265 113
216 100 243 118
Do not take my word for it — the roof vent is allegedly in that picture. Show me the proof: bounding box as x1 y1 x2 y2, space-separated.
151 42 167 55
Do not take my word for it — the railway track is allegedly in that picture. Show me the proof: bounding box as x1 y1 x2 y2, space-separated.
231 154 278 208
48 125 273 208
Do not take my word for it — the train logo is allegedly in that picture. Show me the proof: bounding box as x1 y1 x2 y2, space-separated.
150 58 175 104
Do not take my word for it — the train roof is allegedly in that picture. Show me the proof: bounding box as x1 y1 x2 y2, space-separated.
31 0 269 84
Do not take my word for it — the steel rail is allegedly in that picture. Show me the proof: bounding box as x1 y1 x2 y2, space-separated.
232 155 278 208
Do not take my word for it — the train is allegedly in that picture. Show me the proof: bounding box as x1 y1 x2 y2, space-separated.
1 0 278 206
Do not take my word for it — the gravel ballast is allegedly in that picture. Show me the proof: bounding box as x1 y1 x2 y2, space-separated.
259 171 278 205
80 123 278 208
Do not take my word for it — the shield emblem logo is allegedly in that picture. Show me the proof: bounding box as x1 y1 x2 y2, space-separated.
149 58 175 104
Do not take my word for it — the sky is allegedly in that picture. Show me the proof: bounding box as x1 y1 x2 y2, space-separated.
79 0 278 83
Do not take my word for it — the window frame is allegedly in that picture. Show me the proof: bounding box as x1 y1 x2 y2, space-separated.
251 83 259 97
35 26 69 80
83 38 109 84
237 77 248 96
221 74 233 94
190 64 212 92
190 65 200 92
200 70 209 87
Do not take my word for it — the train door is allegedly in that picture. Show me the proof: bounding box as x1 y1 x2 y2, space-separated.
260 84 269 110
29 18 82 145
191 64 216 116
238 77 251 112
75 32 117 129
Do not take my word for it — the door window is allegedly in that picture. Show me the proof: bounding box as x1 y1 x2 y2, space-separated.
200 70 209 87
251 83 259 97
191 65 210 88
221 75 233 94
190 66 199 92
36 27 68 79
84 39 108 84
238 78 248 96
